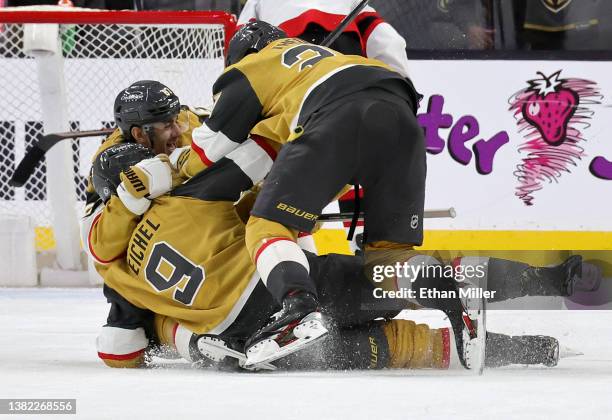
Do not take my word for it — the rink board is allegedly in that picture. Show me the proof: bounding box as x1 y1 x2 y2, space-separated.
314 59 612 258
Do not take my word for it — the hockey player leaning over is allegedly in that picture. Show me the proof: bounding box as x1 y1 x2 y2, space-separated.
192 20 430 364
189 21 590 367
86 143 566 371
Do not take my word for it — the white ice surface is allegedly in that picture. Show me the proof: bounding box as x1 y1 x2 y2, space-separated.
1 288 611 420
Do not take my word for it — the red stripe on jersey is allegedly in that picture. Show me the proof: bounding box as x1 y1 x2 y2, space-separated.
255 237 294 264
297 232 311 238
88 212 123 264
354 11 383 26
279 9 362 39
357 14 384 43
354 12 383 54
251 135 278 160
441 328 451 369
342 221 364 228
191 141 214 167
451 257 462 270
172 322 179 345
339 187 364 202
98 348 145 361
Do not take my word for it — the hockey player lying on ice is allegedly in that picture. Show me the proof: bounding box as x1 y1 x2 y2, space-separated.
83 142 576 371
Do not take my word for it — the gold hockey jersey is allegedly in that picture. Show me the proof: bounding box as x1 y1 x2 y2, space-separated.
84 135 277 334
191 38 418 165
97 195 259 335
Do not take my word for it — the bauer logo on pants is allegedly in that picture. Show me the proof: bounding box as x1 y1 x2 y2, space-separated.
276 203 318 221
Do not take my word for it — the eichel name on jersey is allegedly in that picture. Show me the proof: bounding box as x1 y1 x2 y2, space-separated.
126 218 160 276
191 37 420 166
84 138 277 335
107 195 260 334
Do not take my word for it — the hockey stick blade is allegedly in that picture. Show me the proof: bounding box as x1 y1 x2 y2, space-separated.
321 0 370 47
9 128 114 187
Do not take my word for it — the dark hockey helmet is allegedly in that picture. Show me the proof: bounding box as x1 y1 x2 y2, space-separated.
113 80 180 138
92 142 155 203
226 20 287 66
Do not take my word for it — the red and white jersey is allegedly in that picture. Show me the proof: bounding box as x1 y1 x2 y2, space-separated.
238 0 411 78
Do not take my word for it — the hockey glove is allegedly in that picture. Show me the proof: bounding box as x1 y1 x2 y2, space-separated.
117 154 181 215
119 154 174 199
116 183 151 215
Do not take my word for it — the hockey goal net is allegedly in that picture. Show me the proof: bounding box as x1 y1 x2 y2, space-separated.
0 6 235 283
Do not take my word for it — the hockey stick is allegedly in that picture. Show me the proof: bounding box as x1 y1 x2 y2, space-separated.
9 128 115 188
319 208 456 223
321 0 370 47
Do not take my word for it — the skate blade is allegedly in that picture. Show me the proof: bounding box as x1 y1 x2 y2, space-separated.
245 315 329 368
559 345 583 359
463 297 486 375
197 336 277 371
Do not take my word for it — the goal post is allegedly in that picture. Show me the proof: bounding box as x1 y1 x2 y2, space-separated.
0 6 236 284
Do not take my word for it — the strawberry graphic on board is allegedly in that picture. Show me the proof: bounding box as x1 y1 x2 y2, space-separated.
521 71 579 146
508 70 602 205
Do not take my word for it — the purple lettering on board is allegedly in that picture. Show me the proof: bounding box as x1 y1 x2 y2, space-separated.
589 156 612 180
417 95 452 154
473 131 510 175
448 115 479 165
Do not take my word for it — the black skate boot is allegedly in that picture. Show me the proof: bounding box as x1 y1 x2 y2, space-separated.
244 291 328 368
487 255 582 301
485 332 559 367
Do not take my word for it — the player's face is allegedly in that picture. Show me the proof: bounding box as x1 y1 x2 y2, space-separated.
145 114 186 155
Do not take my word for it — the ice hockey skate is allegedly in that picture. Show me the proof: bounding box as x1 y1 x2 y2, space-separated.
449 287 487 374
244 292 329 369
485 333 565 368
460 301 486 374
196 335 277 371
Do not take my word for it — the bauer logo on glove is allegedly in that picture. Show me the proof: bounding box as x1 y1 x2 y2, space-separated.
122 168 146 194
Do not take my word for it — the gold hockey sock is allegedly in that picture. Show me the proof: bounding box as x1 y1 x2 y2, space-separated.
382 319 451 369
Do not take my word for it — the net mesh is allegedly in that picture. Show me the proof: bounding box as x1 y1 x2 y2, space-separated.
0 15 228 251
